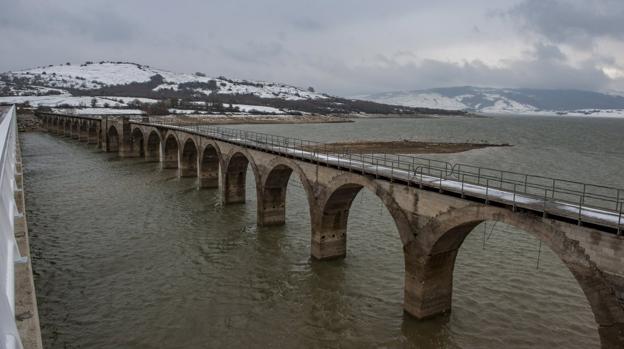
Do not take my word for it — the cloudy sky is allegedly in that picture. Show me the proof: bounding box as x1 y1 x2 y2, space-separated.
1 0 623 96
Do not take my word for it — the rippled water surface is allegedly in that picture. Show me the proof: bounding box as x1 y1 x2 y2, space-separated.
22 115 624 348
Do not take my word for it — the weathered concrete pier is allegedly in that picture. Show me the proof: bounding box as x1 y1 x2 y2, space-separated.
37 112 624 348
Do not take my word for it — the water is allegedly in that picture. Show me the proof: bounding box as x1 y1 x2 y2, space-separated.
22 115 624 348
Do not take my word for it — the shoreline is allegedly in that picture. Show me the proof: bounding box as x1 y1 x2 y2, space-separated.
303 140 511 154
152 114 354 125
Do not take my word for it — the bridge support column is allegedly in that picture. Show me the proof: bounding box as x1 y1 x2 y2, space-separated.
87 130 98 145
179 163 197 177
222 154 249 204
198 146 219 188
79 129 88 142
199 173 218 188
222 179 246 203
311 232 346 260
162 143 177 169
118 119 134 158
311 224 347 260
257 167 291 226
145 146 160 162
403 248 456 319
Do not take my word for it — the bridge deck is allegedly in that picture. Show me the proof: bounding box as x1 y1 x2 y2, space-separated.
136 120 623 234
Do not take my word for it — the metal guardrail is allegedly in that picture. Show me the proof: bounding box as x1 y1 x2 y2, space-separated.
137 119 623 234
0 106 25 349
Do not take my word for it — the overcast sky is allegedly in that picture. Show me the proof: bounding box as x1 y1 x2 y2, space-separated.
1 0 623 96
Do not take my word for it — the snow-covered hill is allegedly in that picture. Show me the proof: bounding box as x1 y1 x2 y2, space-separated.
1 61 326 101
357 86 624 117
1 61 453 116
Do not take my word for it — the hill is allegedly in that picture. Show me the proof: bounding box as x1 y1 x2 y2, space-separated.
0 61 463 117
356 86 624 117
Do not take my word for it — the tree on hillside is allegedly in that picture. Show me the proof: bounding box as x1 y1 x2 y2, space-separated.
91 98 97 107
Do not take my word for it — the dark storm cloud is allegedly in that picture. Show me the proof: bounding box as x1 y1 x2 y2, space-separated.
507 0 624 47
0 0 622 95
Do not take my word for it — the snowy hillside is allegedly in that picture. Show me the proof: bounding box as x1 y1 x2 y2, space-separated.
2 61 326 101
0 61 455 116
357 86 624 117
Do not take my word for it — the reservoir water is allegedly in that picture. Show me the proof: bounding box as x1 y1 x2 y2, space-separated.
22 115 624 348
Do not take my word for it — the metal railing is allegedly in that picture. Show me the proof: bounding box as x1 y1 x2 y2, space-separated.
0 106 25 349
136 119 621 233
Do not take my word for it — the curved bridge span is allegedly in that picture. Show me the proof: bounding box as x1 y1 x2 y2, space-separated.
37 112 624 348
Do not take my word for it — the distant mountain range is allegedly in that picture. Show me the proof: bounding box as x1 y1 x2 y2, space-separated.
0 61 460 116
356 86 624 117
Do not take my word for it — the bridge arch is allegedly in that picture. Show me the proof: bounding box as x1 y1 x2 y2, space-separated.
180 137 198 177
107 125 120 152
410 205 624 348
221 148 260 204
130 128 145 157
258 157 315 227
145 130 161 162
314 174 414 260
162 133 179 169
199 142 222 188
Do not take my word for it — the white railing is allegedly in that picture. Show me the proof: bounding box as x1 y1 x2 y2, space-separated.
0 106 24 349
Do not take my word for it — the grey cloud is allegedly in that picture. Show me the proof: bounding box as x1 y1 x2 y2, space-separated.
507 0 624 47
0 0 623 96
314 44 613 95
0 1 135 42
291 17 323 32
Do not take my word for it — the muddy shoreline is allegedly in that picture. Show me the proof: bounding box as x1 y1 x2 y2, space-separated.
303 140 511 154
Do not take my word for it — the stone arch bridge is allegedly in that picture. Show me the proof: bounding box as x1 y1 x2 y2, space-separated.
36 112 624 347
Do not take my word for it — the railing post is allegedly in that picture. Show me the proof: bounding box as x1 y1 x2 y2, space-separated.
578 184 586 226
485 178 489 204
461 174 465 198
617 189 622 235
362 155 365 175
618 201 622 236
438 170 443 193
543 188 548 218
512 183 517 211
